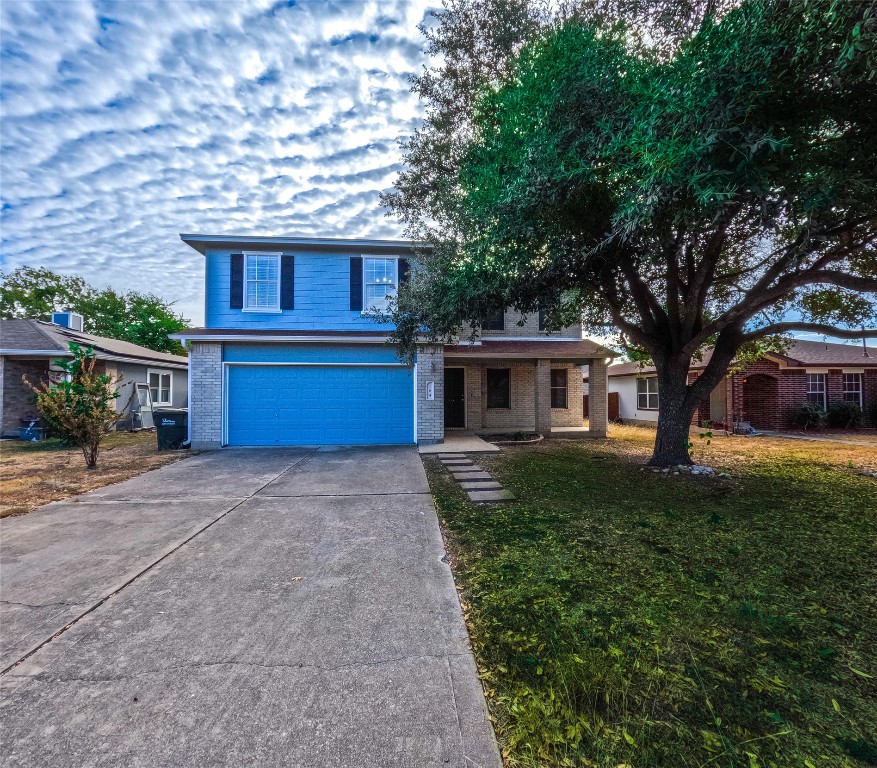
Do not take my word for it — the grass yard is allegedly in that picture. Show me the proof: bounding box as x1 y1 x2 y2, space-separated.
0 431 188 517
426 426 877 768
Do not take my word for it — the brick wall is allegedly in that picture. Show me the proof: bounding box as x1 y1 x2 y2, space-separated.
444 359 586 432
479 309 581 339
189 342 223 449
416 345 444 445
1 358 48 436
446 359 536 431
550 363 584 427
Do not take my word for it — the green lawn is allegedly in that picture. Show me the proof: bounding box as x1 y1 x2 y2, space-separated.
426 437 877 768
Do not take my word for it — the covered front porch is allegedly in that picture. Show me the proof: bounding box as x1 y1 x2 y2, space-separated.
442 340 612 439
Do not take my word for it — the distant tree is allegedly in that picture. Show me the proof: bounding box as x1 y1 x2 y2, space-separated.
384 0 877 465
0 266 188 355
24 343 133 469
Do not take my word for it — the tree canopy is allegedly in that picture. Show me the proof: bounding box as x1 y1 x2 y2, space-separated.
0 266 188 355
384 0 877 464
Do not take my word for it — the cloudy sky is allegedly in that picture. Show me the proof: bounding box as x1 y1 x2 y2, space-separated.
1 0 434 324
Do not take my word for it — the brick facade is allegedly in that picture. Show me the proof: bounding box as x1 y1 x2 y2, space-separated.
480 309 581 340
415 345 444 445
189 341 223 449
444 358 590 433
689 360 877 430
1 358 48 436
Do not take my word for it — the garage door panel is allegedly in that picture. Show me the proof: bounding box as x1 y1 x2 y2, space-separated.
226 365 414 446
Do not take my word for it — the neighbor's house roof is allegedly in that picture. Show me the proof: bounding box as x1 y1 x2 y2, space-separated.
602 339 877 378
180 233 431 256
0 319 188 369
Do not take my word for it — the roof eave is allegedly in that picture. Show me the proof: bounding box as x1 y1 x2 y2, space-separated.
179 233 432 256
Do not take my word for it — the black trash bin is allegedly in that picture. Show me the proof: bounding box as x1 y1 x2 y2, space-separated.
154 409 188 450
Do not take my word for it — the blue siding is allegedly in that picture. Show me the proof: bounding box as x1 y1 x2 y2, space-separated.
226 364 414 445
205 249 400 331
223 343 403 364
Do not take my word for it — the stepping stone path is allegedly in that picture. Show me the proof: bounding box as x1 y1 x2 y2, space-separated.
436 454 515 504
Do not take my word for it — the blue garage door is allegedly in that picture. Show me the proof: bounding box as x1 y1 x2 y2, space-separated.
226 365 414 446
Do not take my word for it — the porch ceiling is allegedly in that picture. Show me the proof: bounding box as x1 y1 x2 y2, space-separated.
443 339 613 364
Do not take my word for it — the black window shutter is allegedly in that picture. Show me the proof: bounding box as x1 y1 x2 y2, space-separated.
230 254 244 309
281 254 294 310
398 258 410 284
350 257 363 311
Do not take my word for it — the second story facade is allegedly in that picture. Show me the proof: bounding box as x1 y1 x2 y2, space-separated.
177 234 612 450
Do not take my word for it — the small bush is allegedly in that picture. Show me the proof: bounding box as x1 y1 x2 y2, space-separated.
826 400 863 429
793 402 826 430
24 343 132 469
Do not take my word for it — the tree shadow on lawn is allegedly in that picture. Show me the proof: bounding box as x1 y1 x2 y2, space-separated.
425 441 877 768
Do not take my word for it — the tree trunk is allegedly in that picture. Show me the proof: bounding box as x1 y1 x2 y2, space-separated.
648 360 699 466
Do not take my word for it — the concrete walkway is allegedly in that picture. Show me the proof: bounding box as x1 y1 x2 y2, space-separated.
0 447 500 768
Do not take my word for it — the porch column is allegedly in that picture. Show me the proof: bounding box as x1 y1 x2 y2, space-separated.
535 358 552 434
588 357 608 437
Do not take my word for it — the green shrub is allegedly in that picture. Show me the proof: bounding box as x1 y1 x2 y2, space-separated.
24 343 132 469
793 402 826 430
826 400 863 429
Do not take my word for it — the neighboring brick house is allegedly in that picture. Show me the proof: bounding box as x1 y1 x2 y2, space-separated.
0 315 188 437
174 234 614 449
602 339 877 430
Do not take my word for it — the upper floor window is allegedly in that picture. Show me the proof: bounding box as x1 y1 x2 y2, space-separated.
484 311 505 331
363 258 397 312
843 373 863 407
637 376 658 410
806 373 826 409
244 253 280 312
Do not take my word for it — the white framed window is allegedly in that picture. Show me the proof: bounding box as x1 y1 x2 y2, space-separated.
842 373 863 407
148 370 172 406
806 373 826 409
363 257 397 312
637 377 658 410
243 252 281 312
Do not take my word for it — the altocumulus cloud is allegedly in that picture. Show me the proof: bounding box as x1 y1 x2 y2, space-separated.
1 0 435 323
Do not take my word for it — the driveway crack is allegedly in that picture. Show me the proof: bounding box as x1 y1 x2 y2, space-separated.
1 448 320 677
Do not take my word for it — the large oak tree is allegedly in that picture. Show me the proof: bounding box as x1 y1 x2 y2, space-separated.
384 0 877 465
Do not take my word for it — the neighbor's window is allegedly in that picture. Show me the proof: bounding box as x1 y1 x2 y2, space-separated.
550 368 568 408
363 258 397 312
244 253 280 311
842 373 863 407
486 368 511 408
806 373 827 408
148 370 172 406
637 376 659 409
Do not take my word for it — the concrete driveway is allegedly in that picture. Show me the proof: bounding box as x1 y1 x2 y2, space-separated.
0 446 500 768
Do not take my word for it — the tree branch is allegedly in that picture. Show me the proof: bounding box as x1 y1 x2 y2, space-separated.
741 323 877 341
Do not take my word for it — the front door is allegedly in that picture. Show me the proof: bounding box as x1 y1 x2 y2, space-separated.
445 368 466 428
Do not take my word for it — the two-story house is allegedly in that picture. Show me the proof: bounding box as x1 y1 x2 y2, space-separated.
174 234 613 448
